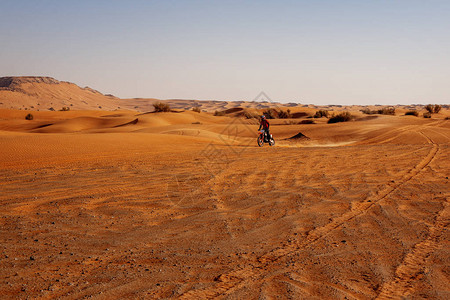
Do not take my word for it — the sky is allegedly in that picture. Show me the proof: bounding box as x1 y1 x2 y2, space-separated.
1 0 449 105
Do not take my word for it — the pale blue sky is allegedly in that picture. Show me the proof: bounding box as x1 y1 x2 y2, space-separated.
1 0 449 104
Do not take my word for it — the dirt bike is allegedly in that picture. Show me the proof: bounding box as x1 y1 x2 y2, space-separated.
257 130 275 147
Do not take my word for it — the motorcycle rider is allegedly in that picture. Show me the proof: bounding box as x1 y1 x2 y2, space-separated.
258 115 271 142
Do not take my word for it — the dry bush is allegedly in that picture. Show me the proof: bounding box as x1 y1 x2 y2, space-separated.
423 112 432 118
313 110 329 118
25 113 33 120
361 107 395 115
192 106 201 113
153 102 171 112
328 112 353 123
60 106 70 111
277 109 292 119
243 111 259 119
425 104 442 114
405 110 418 117
214 110 225 116
425 104 441 114
380 107 396 115
262 108 292 119
262 108 277 119
299 119 315 124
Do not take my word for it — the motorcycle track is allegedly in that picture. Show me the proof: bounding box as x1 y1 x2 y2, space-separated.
180 129 442 299
375 130 448 299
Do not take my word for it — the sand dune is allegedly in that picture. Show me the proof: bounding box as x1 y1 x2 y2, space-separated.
0 77 121 111
3 76 447 115
31 116 141 133
0 106 449 299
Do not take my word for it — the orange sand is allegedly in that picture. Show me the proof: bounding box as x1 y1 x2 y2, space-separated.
0 107 449 299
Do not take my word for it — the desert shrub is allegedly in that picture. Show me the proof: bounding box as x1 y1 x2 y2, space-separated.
423 112 432 118
425 104 442 113
261 108 292 119
299 119 315 124
243 111 259 119
262 108 277 119
405 110 418 117
328 112 353 124
192 106 201 113
25 113 33 120
214 110 225 116
445 116 450 120
153 102 171 112
313 110 329 118
380 107 395 115
361 107 395 115
48 107 55 111
60 106 70 111
277 109 292 119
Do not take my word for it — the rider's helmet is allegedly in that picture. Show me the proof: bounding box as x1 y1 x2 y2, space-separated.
261 115 266 120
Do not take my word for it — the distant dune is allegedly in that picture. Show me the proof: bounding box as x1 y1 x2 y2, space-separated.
0 76 123 111
1 76 448 115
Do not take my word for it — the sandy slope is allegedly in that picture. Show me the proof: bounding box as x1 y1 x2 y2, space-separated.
0 109 449 299
0 77 121 111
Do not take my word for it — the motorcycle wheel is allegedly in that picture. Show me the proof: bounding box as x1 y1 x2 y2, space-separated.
257 135 264 147
269 138 275 146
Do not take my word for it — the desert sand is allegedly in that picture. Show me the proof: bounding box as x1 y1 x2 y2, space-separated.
0 79 449 299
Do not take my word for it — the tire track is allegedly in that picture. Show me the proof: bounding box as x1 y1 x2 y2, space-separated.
375 131 448 299
377 125 418 145
358 125 416 145
376 203 449 299
358 120 446 146
428 128 450 143
180 131 440 299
